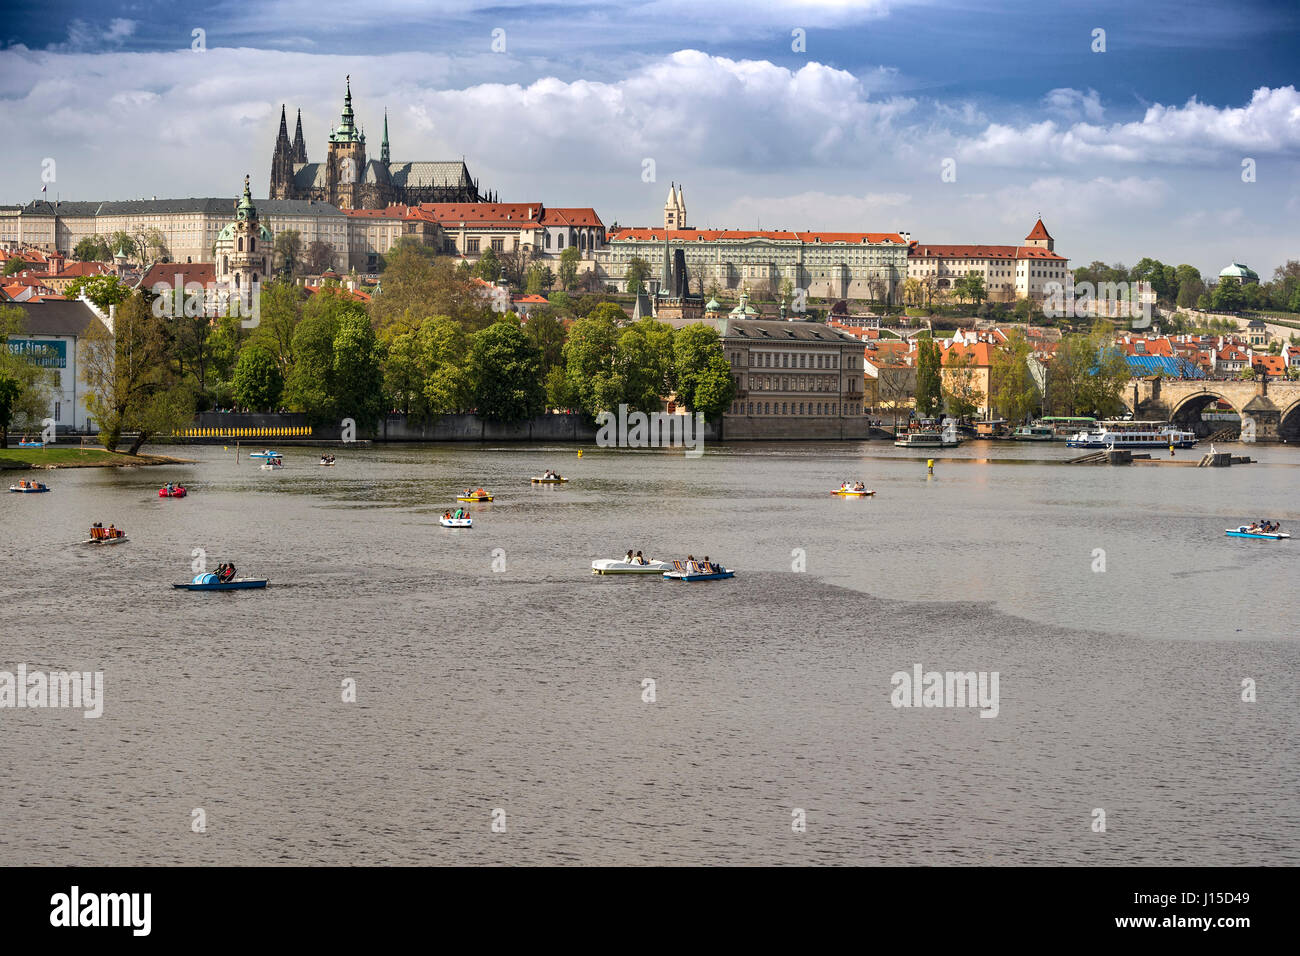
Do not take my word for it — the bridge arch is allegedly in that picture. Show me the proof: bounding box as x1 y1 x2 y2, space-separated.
1280 396 1300 442
1167 388 1243 437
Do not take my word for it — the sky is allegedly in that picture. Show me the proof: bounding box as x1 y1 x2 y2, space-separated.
2 0 1298 279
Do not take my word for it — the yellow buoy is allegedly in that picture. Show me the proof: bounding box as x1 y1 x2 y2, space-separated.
577 449 583 458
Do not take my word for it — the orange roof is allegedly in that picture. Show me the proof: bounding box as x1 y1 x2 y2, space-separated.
1025 218 1053 241
610 228 907 244
512 294 549 303
941 341 995 366
1253 355 1286 376
908 244 1066 261
539 207 604 228
417 202 543 225
141 263 216 289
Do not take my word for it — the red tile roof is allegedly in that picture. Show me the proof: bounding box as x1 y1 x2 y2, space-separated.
1025 218 1053 241
908 244 1066 261
141 263 216 289
539 207 604 228
417 202 544 225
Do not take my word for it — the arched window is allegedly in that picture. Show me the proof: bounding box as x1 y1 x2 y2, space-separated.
250 237 256 252
557 234 565 249
545 233 551 249
237 237 243 252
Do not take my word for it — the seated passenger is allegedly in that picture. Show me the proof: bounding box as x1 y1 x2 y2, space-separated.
634 551 646 565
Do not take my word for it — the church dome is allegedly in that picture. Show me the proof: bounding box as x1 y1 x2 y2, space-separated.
1219 262 1258 283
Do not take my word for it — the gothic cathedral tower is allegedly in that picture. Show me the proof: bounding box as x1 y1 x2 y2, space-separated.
327 75 367 210
269 105 295 199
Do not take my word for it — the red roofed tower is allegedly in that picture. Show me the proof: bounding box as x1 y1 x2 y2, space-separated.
1025 218 1054 252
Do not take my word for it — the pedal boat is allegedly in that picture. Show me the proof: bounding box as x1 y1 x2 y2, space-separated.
1225 527 1290 540
592 558 673 575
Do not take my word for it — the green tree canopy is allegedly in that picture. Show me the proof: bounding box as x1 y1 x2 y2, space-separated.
231 345 284 410
468 319 546 423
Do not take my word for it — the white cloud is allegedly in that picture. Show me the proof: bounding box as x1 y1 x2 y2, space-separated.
1043 87 1104 124
959 86 1300 167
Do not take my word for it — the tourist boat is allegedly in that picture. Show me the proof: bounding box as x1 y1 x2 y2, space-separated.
81 532 128 545
173 577 268 591
1225 526 1290 540
894 430 960 448
440 516 473 528
1011 425 1055 442
530 476 568 484
158 486 187 497
663 561 735 582
592 558 674 575
249 451 280 459
1065 423 1198 449
831 488 875 497
8 481 50 493
260 458 284 471
456 493 493 502
17 441 44 448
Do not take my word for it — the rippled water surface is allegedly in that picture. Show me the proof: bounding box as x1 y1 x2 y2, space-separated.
1 440 1296 864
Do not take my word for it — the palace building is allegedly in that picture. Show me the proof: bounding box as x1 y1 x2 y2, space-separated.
905 219 1070 303
269 76 491 211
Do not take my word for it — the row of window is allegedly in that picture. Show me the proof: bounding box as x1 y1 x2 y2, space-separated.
748 376 842 393
729 401 864 416
734 351 844 369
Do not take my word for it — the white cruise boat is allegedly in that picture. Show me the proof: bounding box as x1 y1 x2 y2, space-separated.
1065 423 1198 449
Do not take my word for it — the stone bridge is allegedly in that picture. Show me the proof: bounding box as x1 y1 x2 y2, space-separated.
1124 378 1300 442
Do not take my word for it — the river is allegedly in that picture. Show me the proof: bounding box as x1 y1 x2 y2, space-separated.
1 439 1296 865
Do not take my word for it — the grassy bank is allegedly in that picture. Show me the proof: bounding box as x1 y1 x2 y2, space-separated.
0 447 193 470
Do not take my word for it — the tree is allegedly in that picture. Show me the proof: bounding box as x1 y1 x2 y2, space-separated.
249 280 303 376
475 246 501 283
231 345 284 410
273 230 303 277
1210 277 1245 312
468 319 546 423
953 273 986 307
525 262 554 295
73 236 112 262
624 257 651 294
562 308 622 416
672 324 734 421
79 291 194 454
990 330 1039 423
3 259 23 276
558 246 581 291
64 274 131 310
331 313 385 429
914 338 942 417
523 307 567 374
370 243 491 331
902 277 924 307
303 240 336 276
942 349 984 419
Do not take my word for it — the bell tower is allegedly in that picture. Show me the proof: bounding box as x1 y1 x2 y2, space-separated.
327 75 367 210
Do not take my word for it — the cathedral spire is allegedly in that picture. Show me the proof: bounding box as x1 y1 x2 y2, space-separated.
381 109 390 164
292 108 306 162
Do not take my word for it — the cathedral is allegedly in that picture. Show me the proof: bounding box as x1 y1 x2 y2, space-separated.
269 76 494 210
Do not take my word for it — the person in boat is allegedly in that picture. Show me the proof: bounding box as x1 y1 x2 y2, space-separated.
625 549 634 563
218 563 236 583
475 487 487 497
686 554 698 572
634 550 646 565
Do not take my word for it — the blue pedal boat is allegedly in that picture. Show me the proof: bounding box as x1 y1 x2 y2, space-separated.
1225 527 1290 540
663 561 736 581
173 577 268 591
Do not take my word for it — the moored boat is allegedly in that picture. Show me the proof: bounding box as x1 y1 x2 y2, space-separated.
592 558 673 574
1066 422 1197 449
1225 526 1290 540
1011 425 1055 442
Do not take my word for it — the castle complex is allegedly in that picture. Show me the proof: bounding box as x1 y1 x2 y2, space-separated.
268 76 491 210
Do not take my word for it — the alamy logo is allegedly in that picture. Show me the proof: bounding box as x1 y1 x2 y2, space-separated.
50 886 151 936
890 663 999 718
0 664 103 718
1042 280 1154 329
150 275 261 328
595 403 705 458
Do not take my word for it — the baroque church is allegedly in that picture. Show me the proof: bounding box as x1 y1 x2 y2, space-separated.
269 76 494 210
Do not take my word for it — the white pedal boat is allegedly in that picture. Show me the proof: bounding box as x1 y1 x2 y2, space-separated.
591 558 673 575
440 516 473 528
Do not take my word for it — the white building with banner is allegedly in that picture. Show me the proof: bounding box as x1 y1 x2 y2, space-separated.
6 299 107 433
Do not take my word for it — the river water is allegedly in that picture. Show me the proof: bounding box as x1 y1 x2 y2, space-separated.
1 440 1296 865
